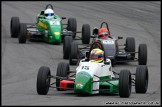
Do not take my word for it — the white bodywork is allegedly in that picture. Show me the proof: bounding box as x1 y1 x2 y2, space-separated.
76 58 115 94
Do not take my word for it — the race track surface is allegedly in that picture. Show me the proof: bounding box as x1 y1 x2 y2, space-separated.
1 1 161 105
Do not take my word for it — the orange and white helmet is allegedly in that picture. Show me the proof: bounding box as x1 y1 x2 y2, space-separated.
98 28 109 39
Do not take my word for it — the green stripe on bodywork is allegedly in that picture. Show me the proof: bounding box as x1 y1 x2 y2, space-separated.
74 71 93 94
100 80 119 93
99 75 111 81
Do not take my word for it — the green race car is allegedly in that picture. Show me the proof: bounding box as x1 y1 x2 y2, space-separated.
10 4 90 44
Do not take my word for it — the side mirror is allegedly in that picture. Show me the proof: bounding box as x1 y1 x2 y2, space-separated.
104 61 110 65
118 36 123 39
93 27 98 35
62 17 66 19
38 16 43 19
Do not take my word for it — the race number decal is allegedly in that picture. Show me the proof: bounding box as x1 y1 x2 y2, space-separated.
103 40 114 44
81 66 89 70
50 21 60 25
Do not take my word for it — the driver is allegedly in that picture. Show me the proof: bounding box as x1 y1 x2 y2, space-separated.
44 8 55 19
89 48 104 63
98 28 110 39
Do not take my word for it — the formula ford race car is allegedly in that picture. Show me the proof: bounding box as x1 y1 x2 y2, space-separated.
68 22 147 66
10 4 90 44
36 41 148 98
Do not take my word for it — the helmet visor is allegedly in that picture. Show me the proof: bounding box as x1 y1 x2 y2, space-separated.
99 32 108 37
45 13 54 17
90 54 103 60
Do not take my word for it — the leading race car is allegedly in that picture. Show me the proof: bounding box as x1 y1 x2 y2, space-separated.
36 41 148 98
69 22 147 66
10 4 90 44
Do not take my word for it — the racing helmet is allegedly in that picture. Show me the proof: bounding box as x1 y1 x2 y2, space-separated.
44 8 54 19
98 28 109 39
89 48 104 63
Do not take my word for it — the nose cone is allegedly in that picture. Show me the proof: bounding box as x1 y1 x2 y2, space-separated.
54 32 61 40
49 26 61 43
74 71 93 94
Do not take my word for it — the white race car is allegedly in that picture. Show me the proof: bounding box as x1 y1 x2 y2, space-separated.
36 41 148 98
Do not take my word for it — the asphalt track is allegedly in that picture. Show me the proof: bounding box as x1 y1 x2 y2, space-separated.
1 1 161 105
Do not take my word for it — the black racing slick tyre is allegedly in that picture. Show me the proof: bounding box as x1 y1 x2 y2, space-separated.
37 66 51 95
67 18 77 38
138 44 147 65
125 37 135 60
10 17 20 38
82 24 91 44
19 23 27 43
69 42 79 65
63 36 73 59
56 62 69 91
135 65 148 93
119 70 131 98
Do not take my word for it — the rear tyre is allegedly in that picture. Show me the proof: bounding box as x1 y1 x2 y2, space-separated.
18 23 27 43
119 70 131 98
63 36 73 59
82 24 91 44
125 37 135 60
56 62 69 91
138 44 147 65
135 65 148 93
67 18 77 38
69 42 79 65
37 66 51 95
10 17 20 38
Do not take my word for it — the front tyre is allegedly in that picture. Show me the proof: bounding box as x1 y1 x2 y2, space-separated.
56 62 69 91
69 42 79 65
125 37 135 60
119 70 131 98
63 36 73 59
138 44 147 65
82 24 91 44
18 23 27 43
10 17 20 38
67 18 77 38
37 66 51 95
135 65 148 93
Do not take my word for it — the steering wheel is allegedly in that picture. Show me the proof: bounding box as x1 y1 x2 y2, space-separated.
100 22 110 35
45 4 53 10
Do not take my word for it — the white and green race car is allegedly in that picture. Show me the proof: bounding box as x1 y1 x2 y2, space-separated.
36 41 148 98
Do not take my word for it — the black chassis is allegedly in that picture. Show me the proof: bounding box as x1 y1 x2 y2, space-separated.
70 22 147 66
